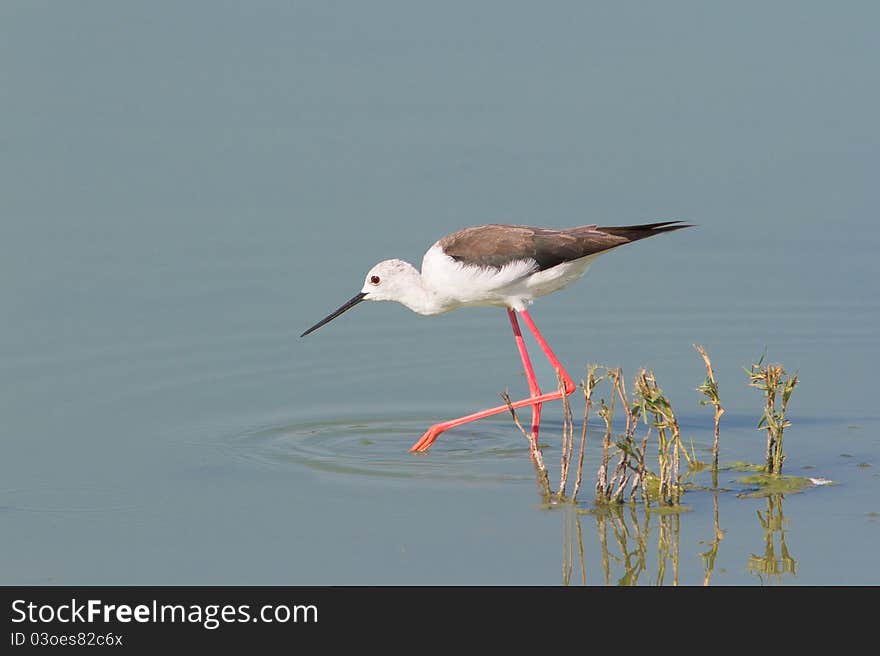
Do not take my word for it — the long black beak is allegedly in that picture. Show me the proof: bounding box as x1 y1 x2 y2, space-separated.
300 292 367 337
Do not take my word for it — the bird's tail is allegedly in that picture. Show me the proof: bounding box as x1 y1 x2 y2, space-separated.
595 220 694 242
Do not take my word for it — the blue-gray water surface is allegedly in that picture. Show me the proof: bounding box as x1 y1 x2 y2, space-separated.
2 2 878 585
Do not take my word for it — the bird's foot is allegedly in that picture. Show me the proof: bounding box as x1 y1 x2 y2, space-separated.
409 425 445 453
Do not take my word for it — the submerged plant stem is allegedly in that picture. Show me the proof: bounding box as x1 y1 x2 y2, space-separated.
502 390 551 499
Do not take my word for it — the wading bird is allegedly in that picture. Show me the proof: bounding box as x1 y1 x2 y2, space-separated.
301 221 691 452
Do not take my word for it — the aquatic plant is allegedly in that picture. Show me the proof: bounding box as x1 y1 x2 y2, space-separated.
594 387 615 501
557 370 576 498
502 390 551 499
608 368 648 504
505 349 802 515
694 344 724 475
633 369 686 505
572 365 603 502
746 355 799 475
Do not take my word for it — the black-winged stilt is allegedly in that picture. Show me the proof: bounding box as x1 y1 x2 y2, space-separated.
301 221 692 452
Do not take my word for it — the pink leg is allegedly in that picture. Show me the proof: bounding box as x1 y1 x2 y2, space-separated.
507 308 543 439
410 308 576 453
518 309 575 393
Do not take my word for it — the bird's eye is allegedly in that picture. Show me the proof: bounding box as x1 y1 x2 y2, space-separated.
370 275 381 285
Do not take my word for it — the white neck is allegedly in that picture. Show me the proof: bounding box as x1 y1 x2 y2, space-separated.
387 263 450 315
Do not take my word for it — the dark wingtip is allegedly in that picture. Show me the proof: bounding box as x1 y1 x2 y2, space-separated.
596 220 695 242
641 220 695 231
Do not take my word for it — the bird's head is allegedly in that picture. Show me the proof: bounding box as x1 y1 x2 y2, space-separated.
300 259 422 337
359 259 420 303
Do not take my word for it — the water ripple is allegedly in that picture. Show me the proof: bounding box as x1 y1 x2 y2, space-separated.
215 416 538 482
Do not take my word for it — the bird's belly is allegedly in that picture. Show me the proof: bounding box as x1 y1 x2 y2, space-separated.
519 255 597 298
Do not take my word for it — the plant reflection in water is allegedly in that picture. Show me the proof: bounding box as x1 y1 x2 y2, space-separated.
556 485 798 585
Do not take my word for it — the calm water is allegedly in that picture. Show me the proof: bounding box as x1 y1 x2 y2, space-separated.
2 2 878 585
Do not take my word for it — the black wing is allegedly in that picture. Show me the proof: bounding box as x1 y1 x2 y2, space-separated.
438 221 691 271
